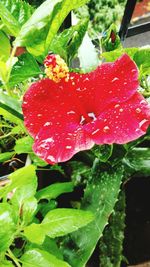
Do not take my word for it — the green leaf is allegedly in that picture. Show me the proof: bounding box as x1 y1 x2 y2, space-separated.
21 248 71 267
24 208 94 244
0 2 20 37
99 190 126 267
14 136 33 154
0 31 11 62
1 261 14 267
0 92 23 120
45 0 89 53
0 165 37 199
36 182 74 201
50 18 88 63
0 151 14 163
0 0 34 35
78 32 99 72
0 203 16 253
0 60 8 84
9 53 42 85
92 144 113 162
133 47 150 76
102 47 139 62
0 107 23 125
15 0 88 57
22 197 38 225
39 201 57 217
25 237 63 260
61 162 124 267
30 153 48 167
124 147 150 177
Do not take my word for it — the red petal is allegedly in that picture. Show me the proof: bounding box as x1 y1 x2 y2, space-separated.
22 78 81 137
33 123 94 164
84 92 150 144
69 54 139 115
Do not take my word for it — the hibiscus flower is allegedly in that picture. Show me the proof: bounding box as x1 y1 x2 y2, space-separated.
22 54 150 164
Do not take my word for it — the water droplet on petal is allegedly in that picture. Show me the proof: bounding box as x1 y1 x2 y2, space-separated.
111 77 119 82
66 146 72 149
92 129 100 135
135 108 141 113
139 119 149 131
103 126 110 133
47 155 55 162
115 104 120 108
119 108 123 112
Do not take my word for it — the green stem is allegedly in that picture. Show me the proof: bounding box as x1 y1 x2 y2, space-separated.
7 249 21 267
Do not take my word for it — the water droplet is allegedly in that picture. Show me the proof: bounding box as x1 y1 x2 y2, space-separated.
139 119 149 131
115 104 120 108
119 108 123 112
111 77 119 82
66 146 72 149
92 129 100 135
103 126 110 133
37 114 42 117
109 90 112 94
44 122 51 126
47 155 55 162
67 111 75 115
135 108 141 113
88 112 97 121
140 100 146 105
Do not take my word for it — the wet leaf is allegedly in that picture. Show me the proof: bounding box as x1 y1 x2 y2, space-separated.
36 182 74 201
0 31 11 62
0 2 20 37
21 248 71 267
24 209 94 244
50 18 88 63
0 203 16 253
15 0 88 57
0 165 37 199
9 53 42 85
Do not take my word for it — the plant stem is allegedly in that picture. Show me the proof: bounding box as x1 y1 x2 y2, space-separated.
7 249 21 267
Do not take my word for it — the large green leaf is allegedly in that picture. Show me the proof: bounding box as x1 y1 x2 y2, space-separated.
0 2 20 37
0 165 37 199
0 203 16 253
0 31 11 62
15 0 88 57
45 0 89 53
9 53 42 85
21 248 71 267
36 182 74 201
50 18 88 63
61 161 124 267
0 92 23 120
24 209 94 244
0 0 34 36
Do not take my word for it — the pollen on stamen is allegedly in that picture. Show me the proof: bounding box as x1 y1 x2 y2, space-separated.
44 54 69 83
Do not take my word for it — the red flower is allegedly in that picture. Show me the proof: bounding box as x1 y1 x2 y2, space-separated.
22 54 150 164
